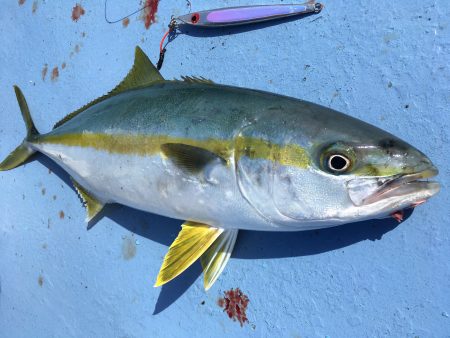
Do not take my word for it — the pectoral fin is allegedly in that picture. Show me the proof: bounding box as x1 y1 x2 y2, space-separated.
201 229 238 290
161 143 226 175
155 222 223 287
71 178 105 223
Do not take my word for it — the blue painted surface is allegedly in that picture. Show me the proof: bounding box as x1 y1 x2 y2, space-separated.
0 1 449 337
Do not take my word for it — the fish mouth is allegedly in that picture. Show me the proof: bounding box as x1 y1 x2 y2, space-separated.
361 167 440 206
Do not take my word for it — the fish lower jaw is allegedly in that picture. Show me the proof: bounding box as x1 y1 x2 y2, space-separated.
358 181 440 219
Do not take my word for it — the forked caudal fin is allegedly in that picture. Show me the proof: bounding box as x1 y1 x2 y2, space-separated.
0 86 40 171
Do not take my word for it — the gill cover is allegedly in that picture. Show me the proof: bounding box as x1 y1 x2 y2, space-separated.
235 120 318 224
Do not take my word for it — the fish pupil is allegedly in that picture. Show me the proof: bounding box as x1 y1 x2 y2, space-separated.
329 155 349 171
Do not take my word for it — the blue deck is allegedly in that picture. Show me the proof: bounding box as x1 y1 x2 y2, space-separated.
0 1 449 337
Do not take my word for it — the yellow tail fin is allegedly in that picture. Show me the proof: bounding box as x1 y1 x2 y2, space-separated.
0 86 39 171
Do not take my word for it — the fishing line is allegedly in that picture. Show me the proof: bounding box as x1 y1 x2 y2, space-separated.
104 0 152 24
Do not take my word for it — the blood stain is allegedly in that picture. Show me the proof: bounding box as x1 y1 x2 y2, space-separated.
42 64 48 81
122 236 137 260
218 288 250 327
38 275 44 286
140 0 159 29
18 0 25 5
71 3 85 22
32 1 38 13
62 62 66 69
122 17 130 28
59 210 65 219
51 66 59 81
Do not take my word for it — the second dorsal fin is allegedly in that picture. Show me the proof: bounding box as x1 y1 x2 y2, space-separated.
53 46 164 129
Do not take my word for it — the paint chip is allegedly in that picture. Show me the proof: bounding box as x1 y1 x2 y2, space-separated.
51 66 59 81
71 3 85 22
122 17 130 28
218 288 250 327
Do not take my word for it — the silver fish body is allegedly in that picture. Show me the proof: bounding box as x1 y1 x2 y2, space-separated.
0 47 439 289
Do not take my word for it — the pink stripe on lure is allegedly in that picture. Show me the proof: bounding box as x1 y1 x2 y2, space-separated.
177 2 323 27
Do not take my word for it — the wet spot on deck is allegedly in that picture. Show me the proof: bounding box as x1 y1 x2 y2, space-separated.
122 17 130 28
59 211 65 219
218 288 250 327
71 3 85 22
38 275 44 287
42 64 48 81
140 0 159 29
122 236 137 260
51 67 59 81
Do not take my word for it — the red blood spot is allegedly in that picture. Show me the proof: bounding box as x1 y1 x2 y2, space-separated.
218 288 249 327
391 210 404 223
18 0 26 6
51 67 59 81
122 17 130 28
71 3 85 22
141 0 159 29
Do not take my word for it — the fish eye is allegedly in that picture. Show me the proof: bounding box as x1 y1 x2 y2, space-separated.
327 154 351 173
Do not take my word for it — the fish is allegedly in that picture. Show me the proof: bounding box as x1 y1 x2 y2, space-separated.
0 47 439 290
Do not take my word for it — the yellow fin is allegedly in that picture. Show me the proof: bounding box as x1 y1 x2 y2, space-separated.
154 222 223 287
180 76 215 84
71 178 104 223
201 229 238 291
53 46 164 129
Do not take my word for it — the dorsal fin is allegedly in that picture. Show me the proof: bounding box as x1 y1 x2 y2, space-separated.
179 76 215 84
53 46 164 129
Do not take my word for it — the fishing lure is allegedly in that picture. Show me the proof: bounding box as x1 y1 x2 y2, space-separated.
157 1 323 69
177 2 323 27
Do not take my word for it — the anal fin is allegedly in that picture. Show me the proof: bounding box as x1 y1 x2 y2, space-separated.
201 229 238 290
155 222 224 287
71 178 105 223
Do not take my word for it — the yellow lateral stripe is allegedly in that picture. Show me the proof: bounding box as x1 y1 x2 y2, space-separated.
154 222 223 287
40 133 310 168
